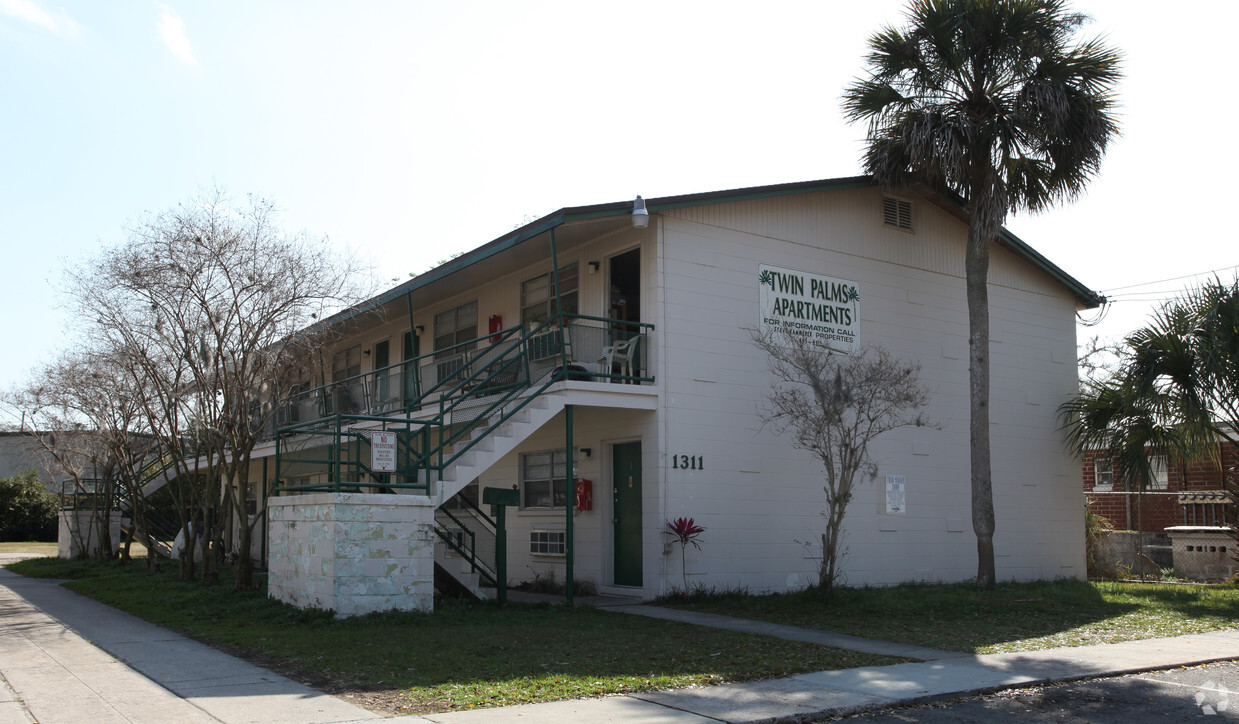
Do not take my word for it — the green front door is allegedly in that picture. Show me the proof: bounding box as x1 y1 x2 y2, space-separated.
373 340 390 407
402 331 420 405
612 441 642 587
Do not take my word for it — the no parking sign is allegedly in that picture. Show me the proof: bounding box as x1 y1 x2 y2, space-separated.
371 431 397 473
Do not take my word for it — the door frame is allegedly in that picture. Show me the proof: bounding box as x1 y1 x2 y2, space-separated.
604 437 644 591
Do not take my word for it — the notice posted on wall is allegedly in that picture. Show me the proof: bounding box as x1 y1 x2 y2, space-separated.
758 264 860 354
886 475 906 515
371 431 397 473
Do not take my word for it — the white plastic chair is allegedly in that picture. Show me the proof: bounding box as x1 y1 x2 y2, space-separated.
599 333 643 382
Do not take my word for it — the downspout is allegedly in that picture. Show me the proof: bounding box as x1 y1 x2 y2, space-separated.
656 212 670 594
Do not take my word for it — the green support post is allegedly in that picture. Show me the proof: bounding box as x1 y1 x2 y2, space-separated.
483 487 519 606
565 404 574 606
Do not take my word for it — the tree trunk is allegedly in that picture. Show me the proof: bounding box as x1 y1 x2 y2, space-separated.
235 503 255 591
966 217 996 589
232 464 256 591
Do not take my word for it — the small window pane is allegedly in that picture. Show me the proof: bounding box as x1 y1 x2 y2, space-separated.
525 481 551 508
1093 459 1113 491
1149 455 1169 490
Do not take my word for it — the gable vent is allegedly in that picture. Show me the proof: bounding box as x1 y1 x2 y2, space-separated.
883 196 913 231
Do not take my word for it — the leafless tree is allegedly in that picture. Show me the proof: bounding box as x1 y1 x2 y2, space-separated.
1077 335 1125 389
4 408 111 559
63 188 370 588
14 350 165 565
755 332 931 595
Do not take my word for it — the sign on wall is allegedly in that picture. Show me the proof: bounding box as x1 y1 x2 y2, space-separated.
886 475 906 515
371 431 397 473
758 264 860 354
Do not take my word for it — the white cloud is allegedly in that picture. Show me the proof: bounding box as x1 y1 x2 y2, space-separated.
157 4 198 70
0 0 82 37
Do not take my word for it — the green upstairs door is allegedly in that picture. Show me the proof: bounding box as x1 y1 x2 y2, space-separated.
373 340 390 407
612 441 642 587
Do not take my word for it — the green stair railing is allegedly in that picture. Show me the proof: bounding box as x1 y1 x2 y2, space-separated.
434 491 498 588
274 314 654 493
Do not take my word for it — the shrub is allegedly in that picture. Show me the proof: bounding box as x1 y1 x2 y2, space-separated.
0 470 59 542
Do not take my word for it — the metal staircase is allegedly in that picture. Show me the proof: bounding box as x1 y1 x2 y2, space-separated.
273 313 653 597
117 457 181 558
433 492 499 598
425 393 566 503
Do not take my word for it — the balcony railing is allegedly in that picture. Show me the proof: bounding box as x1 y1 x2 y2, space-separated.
267 314 653 438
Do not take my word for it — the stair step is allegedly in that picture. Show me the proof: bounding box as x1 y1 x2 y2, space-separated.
433 395 566 503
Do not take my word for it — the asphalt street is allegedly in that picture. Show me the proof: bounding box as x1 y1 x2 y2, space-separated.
833 660 1239 722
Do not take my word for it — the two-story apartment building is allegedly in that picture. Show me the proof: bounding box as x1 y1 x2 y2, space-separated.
247 176 1101 616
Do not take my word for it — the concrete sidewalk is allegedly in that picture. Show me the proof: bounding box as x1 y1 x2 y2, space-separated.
410 628 1239 723
2 563 1237 724
0 567 379 724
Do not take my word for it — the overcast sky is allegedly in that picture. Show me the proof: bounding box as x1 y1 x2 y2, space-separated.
2 0 1234 413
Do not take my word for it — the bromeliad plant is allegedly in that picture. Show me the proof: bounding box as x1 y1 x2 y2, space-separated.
666 517 706 590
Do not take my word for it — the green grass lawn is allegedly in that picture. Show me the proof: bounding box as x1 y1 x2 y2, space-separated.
5 558 900 715
659 578 1239 654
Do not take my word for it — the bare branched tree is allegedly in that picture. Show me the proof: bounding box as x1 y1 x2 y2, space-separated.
14 349 163 565
1078 335 1125 390
755 332 931 595
63 188 370 588
5 410 111 558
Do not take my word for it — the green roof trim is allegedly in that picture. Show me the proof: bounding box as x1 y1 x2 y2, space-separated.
327 175 1101 327
997 227 1103 309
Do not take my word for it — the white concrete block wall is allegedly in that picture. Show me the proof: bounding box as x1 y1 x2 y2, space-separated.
58 511 122 560
267 492 435 616
652 188 1087 594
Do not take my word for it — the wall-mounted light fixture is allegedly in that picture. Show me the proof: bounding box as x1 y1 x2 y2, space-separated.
587 261 600 274
414 324 425 335
632 195 649 229
580 447 592 459
362 349 372 358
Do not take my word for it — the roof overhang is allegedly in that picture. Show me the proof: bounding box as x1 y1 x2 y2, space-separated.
323 175 1102 328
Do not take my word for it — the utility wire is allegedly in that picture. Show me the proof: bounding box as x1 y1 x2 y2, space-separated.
1100 264 1239 294
1078 264 1239 328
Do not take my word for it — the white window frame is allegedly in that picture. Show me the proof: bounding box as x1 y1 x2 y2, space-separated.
529 529 566 557
434 300 478 353
331 344 361 382
520 449 570 510
521 264 578 328
1148 454 1169 490
1092 458 1114 491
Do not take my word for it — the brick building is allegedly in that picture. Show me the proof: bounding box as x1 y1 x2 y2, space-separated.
1084 441 1236 533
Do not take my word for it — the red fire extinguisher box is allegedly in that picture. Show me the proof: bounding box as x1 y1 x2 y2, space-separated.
575 479 593 511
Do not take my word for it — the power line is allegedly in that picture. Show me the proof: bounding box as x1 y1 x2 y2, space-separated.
1100 264 1239 294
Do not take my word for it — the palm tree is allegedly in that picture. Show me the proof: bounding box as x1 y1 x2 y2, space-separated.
1129 280 1239 550
843 0 1121 587
1184 280 1239 444
1061 280 1239 571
